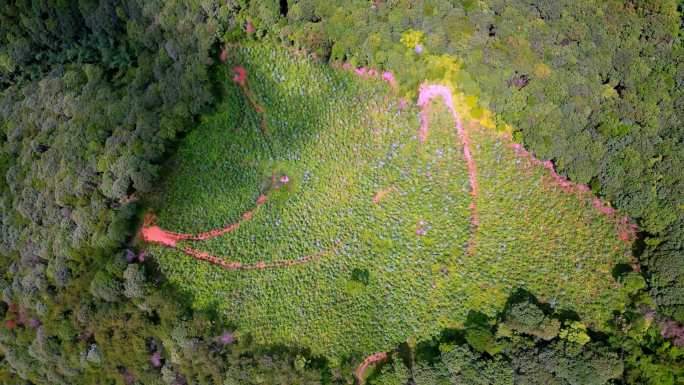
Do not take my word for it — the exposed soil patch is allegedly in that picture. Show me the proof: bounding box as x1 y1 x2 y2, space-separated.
354 352 388 384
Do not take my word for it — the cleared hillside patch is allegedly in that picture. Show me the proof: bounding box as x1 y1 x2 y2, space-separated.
142 43 632 358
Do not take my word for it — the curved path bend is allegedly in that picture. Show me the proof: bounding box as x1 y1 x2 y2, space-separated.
140 78 480 269
354 352 388 384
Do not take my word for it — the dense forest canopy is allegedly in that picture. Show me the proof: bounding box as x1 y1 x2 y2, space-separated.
0 0 682 384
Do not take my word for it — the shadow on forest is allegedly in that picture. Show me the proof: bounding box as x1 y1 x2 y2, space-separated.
142 43 365 222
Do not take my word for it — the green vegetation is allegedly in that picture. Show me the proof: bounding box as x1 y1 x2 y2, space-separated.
364 291 684 385
268 0 684 324
145 42 631 358
0 0 682 384
147 42 473 358
370 290 684 385
0 1 264 383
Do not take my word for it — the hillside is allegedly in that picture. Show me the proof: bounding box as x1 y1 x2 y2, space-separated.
142 43 634 358
1 2 682 384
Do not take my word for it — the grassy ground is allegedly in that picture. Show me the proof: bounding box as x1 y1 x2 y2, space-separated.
144 43 632 358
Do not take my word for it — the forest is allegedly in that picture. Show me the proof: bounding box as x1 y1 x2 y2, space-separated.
0 1 683 384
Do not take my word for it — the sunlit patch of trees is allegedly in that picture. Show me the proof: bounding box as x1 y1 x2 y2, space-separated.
0 0 683 383
266 0 684 330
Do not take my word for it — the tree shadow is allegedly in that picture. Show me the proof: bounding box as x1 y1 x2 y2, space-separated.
612 263 634 280
130 42 402 373
500 287 546 316
142 42 384 229
500 287 582 325
465 310 491 329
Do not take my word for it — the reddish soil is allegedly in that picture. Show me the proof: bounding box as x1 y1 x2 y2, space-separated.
335 62 398 91
181 239 341 270
141 193 269 247
136 58 641 379
416 84 480 219
354 352 388 384
372 187 394 204
233 66 268 136
219 47 229 63
141 190 341 270
416 84 480 255
508 141 637 243
139 173 344 270
142 59 636 277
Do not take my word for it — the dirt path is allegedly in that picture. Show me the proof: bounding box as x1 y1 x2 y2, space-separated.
141 67 485 270
140 174 344 271
508 141 637 244
416 84 480 254
144 54 636 266
354 352 388 384
141 65 417 272
139 56 640 379
141 193 269 247
142 210 340 270
180 239 341 270
142 58 635 268
233 66 268 136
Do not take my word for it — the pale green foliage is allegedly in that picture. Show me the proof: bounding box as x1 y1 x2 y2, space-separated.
400 29 424 49
559 322 591 346
620 272 647 295
89 271 122 302
503 301 561 340
370 357 410 385
123 264 146 299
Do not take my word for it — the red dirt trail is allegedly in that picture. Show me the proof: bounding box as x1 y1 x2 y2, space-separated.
233 66 268 136
141 192 269 247
508 141 637 243
139 175 343 270
181 240 341 270
337 64 481 250
416 83 480 233
143 61 635 269
354 352 388 384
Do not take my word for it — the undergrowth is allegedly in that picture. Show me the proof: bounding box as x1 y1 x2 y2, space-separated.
143 43 632 359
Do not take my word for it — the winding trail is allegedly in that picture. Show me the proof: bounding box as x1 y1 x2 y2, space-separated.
416 83 480 246
351 82 481 383
141 193 269 247
508 142 637 243
141 208 341 270
139 175 346 270
180 239 342 270
139 64 426 272
233 66 269 137
142 59 635 274
336 65 481 247
354 352 388 384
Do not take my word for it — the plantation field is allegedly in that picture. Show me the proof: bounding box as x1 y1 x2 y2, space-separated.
144 43 632 358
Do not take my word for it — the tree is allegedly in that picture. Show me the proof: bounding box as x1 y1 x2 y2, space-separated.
501 300 560 340
89 271 122 303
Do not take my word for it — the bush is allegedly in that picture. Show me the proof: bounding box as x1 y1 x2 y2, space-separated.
503 300 560 340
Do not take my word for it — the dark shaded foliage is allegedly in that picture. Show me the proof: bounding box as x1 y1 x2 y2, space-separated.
379 293 682 385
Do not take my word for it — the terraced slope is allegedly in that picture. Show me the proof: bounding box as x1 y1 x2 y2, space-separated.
143 43 633 358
